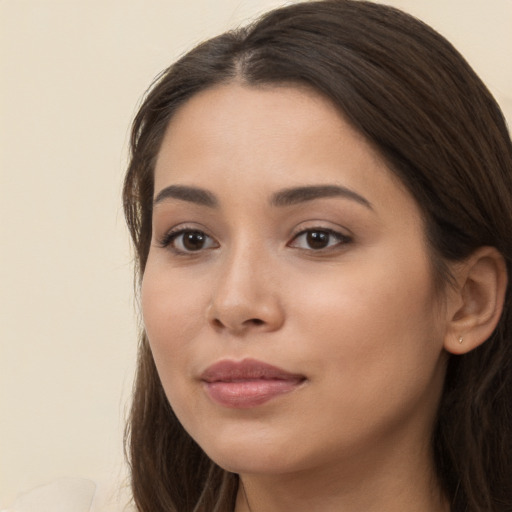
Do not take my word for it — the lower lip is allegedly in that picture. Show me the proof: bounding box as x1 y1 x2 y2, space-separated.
204 379 303 408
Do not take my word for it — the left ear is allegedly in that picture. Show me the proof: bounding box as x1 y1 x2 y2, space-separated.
444 246 508 355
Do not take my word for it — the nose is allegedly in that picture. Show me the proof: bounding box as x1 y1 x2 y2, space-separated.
206 246 285 336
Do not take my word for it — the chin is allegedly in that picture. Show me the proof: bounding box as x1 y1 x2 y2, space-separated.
195 426 307 475
208 449 300 476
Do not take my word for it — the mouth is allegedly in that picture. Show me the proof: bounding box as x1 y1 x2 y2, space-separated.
200 358 306 409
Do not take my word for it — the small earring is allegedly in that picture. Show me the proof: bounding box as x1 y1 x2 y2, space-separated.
458 336 463 344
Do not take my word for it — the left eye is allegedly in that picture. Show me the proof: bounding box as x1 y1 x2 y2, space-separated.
166 229 218 252
289 228 350 250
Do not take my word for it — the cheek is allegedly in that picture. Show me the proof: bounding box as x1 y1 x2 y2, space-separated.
140 262 214 423
140 262 208 371
285 260 445 447
294 256 437 336
292 250 444 391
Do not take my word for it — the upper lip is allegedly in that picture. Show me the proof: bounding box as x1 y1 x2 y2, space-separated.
200 358 305 383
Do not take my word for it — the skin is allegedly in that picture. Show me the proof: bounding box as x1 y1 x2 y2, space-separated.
141 83 453 512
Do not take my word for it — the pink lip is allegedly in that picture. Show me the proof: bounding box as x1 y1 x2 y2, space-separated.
200 359 306 409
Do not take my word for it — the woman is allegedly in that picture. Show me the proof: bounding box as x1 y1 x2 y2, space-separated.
123 1 512 511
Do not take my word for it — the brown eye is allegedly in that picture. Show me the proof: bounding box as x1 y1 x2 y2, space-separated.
182 230 208 251
289 228 351 251
306 230 330 249
163 229 218 253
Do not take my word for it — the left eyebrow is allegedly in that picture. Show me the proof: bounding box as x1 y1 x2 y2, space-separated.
153 185 218 208
270 184 373 209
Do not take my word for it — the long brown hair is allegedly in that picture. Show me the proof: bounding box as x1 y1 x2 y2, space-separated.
123 1 512 511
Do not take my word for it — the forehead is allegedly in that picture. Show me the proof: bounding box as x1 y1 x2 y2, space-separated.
153 82 415 217
156 83 382 183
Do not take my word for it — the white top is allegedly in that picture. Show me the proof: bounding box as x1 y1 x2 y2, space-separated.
1 478 135 512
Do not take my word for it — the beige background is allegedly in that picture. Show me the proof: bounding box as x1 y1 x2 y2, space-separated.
1 0 511 507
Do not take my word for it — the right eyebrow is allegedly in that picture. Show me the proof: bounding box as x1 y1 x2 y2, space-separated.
153 185 218 208
270 184 373 210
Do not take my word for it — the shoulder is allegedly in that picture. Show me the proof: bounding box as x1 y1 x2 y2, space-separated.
2 477 135 512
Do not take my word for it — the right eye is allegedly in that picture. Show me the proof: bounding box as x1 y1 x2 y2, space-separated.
160 229 219 254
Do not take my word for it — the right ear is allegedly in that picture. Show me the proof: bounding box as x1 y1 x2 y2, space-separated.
442 247 507 355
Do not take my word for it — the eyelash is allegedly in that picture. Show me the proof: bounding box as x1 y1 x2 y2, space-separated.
288 227 352 251
157 226 352 255
158 227 218 255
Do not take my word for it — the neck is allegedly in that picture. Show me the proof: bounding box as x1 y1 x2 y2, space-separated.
234 438 449 512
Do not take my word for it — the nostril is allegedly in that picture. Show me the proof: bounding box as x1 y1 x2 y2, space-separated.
210 317 264 329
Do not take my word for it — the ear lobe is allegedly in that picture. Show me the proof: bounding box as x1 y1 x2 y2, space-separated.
444 246 508 355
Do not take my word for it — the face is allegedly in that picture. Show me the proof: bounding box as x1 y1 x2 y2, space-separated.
142 83 449 477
